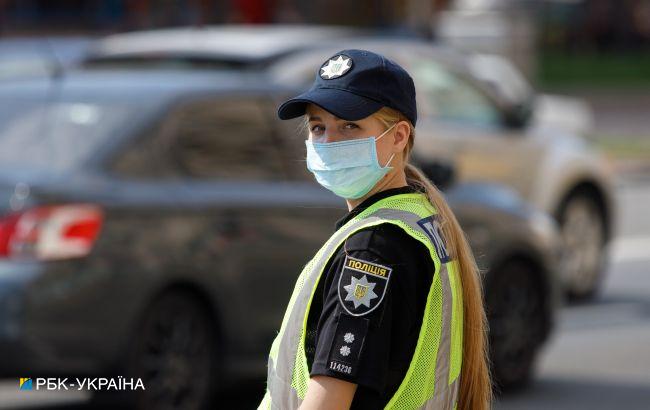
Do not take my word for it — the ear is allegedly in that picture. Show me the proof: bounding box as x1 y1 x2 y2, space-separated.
392 121 411 152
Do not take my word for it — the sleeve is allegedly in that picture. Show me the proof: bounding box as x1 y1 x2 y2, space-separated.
309 226 420 393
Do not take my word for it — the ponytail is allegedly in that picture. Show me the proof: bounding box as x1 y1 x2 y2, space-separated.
374 107 492 410
404 163 492 410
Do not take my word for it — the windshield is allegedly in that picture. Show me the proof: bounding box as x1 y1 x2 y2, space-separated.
0 99 136 173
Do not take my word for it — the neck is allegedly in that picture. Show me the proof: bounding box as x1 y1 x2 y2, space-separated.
345 168 408 211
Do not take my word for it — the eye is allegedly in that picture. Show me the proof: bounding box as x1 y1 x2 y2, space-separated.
343 122 359 129
310 124 325 133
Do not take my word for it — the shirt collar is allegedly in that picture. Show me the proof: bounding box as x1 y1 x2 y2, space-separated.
335 185 419 229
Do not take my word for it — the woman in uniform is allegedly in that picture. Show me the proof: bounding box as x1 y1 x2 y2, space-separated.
259 49 491 410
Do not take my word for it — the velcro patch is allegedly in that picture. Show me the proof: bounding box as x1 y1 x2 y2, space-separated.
326 312 369 377
337 255 392 317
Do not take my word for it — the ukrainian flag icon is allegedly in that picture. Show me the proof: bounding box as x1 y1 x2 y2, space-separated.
19 378 32 390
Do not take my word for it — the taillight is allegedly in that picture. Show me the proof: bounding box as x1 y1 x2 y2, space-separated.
0 204 103 260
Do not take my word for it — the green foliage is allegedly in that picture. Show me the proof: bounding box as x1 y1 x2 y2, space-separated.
539 51 650 88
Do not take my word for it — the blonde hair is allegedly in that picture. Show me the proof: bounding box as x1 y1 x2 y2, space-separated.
372 106 492 410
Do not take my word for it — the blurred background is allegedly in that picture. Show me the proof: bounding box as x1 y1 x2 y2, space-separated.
0 0 648 409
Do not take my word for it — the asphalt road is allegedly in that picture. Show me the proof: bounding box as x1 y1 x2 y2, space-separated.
1 176 649 409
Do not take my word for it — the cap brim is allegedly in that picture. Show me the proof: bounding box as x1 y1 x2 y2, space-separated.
277 87 384 121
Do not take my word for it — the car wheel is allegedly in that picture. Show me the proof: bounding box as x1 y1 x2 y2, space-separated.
485 259 546 391
128 291 217 410
557 191 606 300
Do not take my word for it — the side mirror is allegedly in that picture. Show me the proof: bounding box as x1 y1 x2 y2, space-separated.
502 96 535 129
413 158 456 191
466 54 535 130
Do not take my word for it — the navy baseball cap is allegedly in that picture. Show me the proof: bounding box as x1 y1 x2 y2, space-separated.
277 49 417 126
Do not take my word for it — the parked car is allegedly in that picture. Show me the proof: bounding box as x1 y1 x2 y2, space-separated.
0 69 559 408
83 26 616 300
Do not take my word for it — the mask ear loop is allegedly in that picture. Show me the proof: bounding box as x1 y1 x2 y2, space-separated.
375 122 397 142
375 122 398 169
383 152 396 168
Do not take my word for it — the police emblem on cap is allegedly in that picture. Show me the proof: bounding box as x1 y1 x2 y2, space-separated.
320 55 352 79
338 255 392 316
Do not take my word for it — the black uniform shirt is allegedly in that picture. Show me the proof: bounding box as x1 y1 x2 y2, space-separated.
305 185 436 409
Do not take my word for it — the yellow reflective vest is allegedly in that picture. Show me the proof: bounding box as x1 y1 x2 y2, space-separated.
259 193 463 410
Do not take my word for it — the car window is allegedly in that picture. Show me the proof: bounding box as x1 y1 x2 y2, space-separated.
112 97 288 181
410 59 501 128
0 99 134 173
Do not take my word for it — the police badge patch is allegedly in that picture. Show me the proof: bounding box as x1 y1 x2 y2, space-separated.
320 55 353 79
337 255 392 316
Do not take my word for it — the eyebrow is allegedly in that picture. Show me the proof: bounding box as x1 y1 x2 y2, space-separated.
308 115 348 122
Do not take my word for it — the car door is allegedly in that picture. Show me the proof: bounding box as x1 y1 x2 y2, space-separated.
109 92 343 355
406 57 544 200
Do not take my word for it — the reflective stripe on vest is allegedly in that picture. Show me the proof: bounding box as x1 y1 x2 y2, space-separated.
259 193 462 410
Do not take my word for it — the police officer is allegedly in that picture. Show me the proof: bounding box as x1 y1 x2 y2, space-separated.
259 49 491 410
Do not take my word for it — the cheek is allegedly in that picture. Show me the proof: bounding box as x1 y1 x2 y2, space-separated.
308 131 327 143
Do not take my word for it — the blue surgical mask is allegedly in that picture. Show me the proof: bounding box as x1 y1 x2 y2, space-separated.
305 123 397 199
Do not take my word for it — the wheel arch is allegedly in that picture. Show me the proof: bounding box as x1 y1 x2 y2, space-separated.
554 179 614 243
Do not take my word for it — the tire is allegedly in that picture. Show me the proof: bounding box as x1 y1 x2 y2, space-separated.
557 191 607 301
126 291 217 410
485 259 546 391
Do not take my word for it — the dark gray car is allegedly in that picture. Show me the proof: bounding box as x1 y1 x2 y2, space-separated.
84 26 615 301
0 69 559 408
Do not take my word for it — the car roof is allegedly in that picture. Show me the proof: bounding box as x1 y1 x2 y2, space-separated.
85 25 369 65
0 36 93 57
0 36 95 81
0 68 277 102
